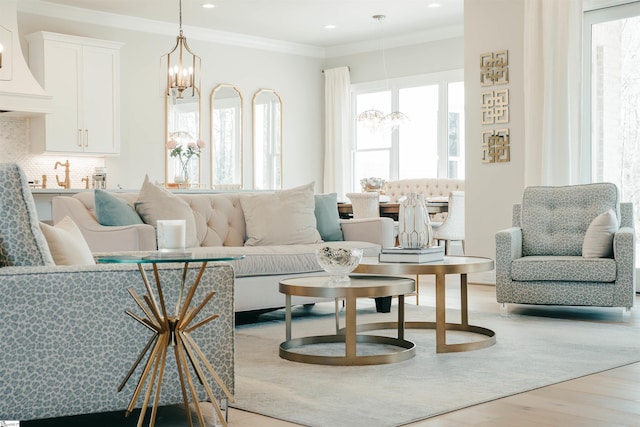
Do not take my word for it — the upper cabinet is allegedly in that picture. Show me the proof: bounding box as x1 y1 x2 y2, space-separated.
27 32 123 155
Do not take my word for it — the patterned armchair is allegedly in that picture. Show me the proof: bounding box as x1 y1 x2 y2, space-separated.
0 163 235 421
495 183 635 314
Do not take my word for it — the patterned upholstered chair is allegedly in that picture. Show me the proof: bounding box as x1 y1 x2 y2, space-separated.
0 163 235 422
495 183 635 315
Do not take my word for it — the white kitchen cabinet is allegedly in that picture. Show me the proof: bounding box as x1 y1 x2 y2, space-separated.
27 32 123 155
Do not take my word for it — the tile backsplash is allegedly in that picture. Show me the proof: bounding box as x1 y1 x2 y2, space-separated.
0 116 105 189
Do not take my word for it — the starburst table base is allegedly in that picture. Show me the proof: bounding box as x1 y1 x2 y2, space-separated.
113 260 234 427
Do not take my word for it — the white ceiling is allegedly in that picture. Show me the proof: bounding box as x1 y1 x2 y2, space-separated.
34 0 464 49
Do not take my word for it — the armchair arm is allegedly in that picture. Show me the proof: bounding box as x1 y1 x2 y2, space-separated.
52 196 156 252
339 217 395 248
0 262 235 420
495 226 523 284
613 226 636 304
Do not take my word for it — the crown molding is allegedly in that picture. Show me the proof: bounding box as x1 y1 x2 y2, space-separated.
18 0 326 58
18 0 463 59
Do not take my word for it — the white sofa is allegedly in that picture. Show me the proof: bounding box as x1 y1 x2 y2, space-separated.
52 190 395 313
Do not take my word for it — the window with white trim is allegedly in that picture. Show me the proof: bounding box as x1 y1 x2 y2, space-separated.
583 1 640 265
350 70 464 192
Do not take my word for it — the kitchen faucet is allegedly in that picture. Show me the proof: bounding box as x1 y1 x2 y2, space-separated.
54 160 70 189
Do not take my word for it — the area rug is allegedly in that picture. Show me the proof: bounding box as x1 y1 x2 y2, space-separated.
232 302 640 427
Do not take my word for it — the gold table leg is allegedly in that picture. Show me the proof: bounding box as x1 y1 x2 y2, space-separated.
355 272 496 353
120 262 234 427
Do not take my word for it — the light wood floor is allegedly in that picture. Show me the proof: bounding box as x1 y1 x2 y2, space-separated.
228 276 640 427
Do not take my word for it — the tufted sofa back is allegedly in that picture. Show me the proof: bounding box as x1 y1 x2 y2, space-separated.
520 183 619 257
385 179 465 222
73 192 248 247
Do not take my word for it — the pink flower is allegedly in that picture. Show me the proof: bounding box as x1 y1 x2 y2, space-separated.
197 139 206 149
166 139 177 150
187 142 197 150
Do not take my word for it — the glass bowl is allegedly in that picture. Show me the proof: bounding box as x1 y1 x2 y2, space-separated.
315 246 364 283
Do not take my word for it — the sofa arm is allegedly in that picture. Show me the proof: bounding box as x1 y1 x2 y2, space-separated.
340 217 395 248
495 226 523 283
52 196 156 252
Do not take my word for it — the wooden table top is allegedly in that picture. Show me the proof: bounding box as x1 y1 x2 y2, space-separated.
337 201 447 219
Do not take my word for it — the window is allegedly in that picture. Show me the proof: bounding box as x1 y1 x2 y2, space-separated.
584 2 640 264
351 70 464 192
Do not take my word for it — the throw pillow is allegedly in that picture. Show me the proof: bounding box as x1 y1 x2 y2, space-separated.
134 175 199 248
240 182 322 246
95 189 143 226
582 209 618 258
39 217 95 265
314 193 344 241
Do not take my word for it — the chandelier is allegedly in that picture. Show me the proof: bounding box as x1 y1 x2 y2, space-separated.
357 15 409 132
162 0 201 98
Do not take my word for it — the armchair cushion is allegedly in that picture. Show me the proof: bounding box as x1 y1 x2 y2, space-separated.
39 216 95 265
511 256 616 282
314 193 344 241
582 209 618 258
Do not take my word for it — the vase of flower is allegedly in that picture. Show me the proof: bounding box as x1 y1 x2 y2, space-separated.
166 135 205 185
398 193 433 248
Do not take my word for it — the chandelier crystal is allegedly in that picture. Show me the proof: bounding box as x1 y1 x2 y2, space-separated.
162 0 201 98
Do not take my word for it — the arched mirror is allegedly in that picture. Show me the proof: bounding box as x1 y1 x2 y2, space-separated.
252 89 282 190
210 84 243 190
165 87 202 188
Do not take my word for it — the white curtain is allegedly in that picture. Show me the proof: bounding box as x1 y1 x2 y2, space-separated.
323 66 351 197
524 0 583 186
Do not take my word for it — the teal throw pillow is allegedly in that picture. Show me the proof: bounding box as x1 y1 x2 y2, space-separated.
314 193 344 241
95 189 143 226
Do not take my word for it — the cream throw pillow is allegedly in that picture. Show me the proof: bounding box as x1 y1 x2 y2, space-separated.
240 182 322 246
40 216 95 265
134 175 199 248
582 209 618 258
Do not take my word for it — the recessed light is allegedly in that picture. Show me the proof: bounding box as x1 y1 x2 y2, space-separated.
201 3 215 9
428 3 441 8
324 24 337 29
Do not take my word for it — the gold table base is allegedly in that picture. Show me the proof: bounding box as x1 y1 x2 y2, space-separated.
280 291 416 366
120 262 234 427
355 321 496 353
354 256 497 353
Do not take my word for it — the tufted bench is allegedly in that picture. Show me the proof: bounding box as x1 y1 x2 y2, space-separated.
385 178 465 222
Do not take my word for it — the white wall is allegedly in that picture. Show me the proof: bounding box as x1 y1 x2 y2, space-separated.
13 12 325 191
464 0 526 281
325 37 464 84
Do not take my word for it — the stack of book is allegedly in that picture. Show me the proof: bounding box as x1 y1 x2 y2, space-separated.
379 245 445 263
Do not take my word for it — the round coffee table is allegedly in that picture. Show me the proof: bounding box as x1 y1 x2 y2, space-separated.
279 275 416 366
354 256 496 353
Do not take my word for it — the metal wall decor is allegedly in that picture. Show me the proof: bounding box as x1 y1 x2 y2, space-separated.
480 50 509 86
481 89 509 124
481 129 510 163
480 50 510 163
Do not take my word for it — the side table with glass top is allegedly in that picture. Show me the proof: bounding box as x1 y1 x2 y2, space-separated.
96 252 244 427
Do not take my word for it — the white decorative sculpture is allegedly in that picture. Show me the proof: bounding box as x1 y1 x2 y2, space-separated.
398 193 433 248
